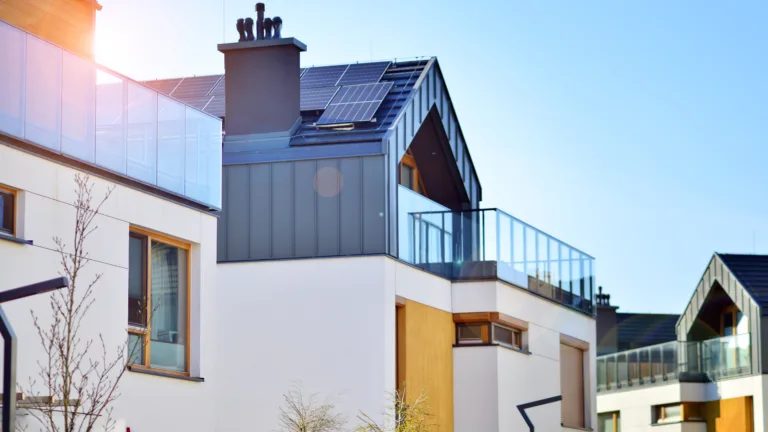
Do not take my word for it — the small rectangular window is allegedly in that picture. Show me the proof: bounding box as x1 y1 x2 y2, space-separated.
0 188 15 235
457 323 487 345
598 412 620 432
492 324 521 349
653 404 682 424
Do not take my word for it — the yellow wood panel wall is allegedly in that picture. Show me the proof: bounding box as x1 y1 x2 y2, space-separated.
0 0 96 58
704 396 754 432
399 299 455 431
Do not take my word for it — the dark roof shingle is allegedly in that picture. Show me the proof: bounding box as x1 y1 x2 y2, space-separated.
719 253 768 305
616 313 679 350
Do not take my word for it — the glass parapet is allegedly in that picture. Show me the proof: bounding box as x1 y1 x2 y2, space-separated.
0 21 222 209
597 334 752 392
403 207 595 315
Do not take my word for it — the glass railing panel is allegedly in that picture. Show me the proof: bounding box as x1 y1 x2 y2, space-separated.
185 106 223 205
126 82 158 184
662 342 677 379
0 21 222 209
61 51 96 161
157 95 186 195
0 21 25 138
597 357 607 390
95 69 126 173
606 356 616 388
639 348 650 381
628 350 639 382
702 333 751 378
397 185 449 264
26 35 63 151
617 353 628 387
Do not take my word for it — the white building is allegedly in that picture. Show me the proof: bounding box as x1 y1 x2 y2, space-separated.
597 253 766 432
0 1 598 431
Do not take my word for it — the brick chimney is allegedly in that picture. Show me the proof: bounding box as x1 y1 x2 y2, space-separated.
596 286 619 355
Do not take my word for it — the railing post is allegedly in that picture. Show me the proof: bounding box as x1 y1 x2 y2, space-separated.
495 211 500 264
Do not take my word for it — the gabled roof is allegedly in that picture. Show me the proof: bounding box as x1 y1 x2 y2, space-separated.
616 313 679 350
719 254 768 305
677 252 763 340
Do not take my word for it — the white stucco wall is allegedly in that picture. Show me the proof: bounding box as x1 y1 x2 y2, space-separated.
216 256 397 432
452 280 597 431
0 144 219 431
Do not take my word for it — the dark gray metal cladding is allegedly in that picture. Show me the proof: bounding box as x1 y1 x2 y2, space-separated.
256 2 265 40
264 17 273 39
273 16 282 39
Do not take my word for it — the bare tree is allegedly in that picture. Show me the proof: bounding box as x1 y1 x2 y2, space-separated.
18 173 134 432
356 388 436 432
277 385 346 432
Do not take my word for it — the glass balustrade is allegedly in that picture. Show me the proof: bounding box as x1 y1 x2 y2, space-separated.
0 21 222 209
402 206 595 315
597 334 752 392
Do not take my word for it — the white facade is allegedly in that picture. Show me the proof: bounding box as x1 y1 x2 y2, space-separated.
0 144 219 431
217 257 597 432
597 375 767 432
453 281 597 432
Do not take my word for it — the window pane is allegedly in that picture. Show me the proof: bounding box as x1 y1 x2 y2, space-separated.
663 405 681 422
150 241 188 372
62 52 96 162
598 412 614 432
25 35 62 151
493 324 519 348
95 70 126 174
128 333 144 366
0 192 13 234
128 234 147 326
400 164 413 189
126 83 158 184
457 324 485 343
157 96 186 194
0 22 26 138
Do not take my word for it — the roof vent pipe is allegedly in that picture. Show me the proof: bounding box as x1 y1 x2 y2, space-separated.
244 17 255 41
264 17 273 39
256 3 265 40
236 18 245 41
273 16 282 38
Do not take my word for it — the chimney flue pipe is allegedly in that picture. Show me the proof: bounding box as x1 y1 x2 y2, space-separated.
273 16 282 39
264 17 273 39
256 3 265 40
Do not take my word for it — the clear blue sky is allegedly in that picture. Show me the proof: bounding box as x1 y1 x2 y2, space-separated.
96 0 768 315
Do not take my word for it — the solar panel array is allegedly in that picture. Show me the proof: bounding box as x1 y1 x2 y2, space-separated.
300 65 348 89
300 86 340 111
336 62 390 86
317 82 393 125
144 61 394 122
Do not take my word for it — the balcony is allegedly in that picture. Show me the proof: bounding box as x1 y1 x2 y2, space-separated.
0 21 222 209
596 334 752 393
399 187 595 315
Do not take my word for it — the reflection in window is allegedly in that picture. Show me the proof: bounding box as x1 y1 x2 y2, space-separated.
127 230 189 374
25 35 62 151
95 70 126 174
598 412 620 432
0 22 26 138
127 83 158 184
62 52 96 162
0 189 14 235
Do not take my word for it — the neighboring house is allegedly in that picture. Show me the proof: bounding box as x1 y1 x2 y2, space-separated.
596 253 767 432
0 1 598 431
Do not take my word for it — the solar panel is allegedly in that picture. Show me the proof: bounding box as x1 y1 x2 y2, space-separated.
171 75 222 99
203 96 225 117
336 62 391 86
300 68 306 77
300 86 340 111
178 96 214 111
211 76 226 96
300 65 348 89
143 78 182 96
317 82 393 125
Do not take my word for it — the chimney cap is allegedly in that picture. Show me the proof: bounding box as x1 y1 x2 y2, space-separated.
256 2 265 11
218 37 307 53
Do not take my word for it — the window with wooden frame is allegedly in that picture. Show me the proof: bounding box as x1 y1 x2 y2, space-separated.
399 149 427 196
721 305 747 336
128 228 191 375
454 312 526 350
652 403 682 424
598 411 620 432
0 185 16 236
